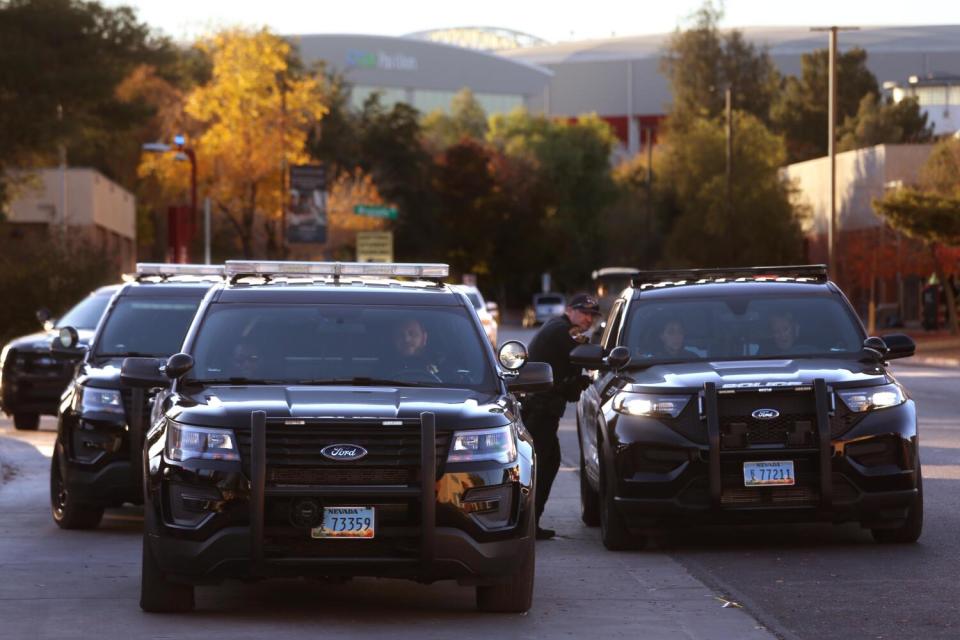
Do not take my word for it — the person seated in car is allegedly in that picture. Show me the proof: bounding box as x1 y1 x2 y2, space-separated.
391 317 441 377
654 318 700 360
230 341 263 378
763 311 818 355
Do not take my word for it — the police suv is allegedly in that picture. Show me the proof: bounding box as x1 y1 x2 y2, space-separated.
572 266 922 550
119 261 551 613
51 264 223 529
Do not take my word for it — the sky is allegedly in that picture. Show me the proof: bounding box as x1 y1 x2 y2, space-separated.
102 0 960 43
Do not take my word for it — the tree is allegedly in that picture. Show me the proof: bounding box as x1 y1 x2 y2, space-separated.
0 0 174 205
660 2 780 128
139 29 327 257
838 94 932 152
873 188 960 334
422 88 489 150
322 170 388 260
657 112 805 267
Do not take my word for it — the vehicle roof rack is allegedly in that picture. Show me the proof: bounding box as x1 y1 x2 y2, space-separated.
632 265 828 290
224 260 450 284
125 263 226 282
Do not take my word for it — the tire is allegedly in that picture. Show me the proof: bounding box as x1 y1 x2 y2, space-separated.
140 535 195 613
599 457 643 551
872 465 924 544
476 532 535 613
50 454 103 530
13 413 40 431
580 447 600 527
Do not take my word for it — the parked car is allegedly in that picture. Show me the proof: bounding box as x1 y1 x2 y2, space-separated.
456 285 498 347
0 284 120 430
123 260 551 613
574 265 922 550
523 293 566 328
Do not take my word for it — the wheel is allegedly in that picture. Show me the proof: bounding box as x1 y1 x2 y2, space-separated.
13 413 40 431
872 465 924 544
580 446 600 527
599 457 643 551
476 530 535 612
50 454 103 529
140 535 195 612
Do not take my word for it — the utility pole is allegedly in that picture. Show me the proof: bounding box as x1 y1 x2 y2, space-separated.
57 104 68 241
645 126 655 265
811 26 859 280
203 197 211 265
725 86 733 213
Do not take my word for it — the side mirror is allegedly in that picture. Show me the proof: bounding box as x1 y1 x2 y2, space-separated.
860 336 889 362
606 346 631 370
506 362 553 393
880 334 916 360
120 357 168 388
164 353 195 379
51 326 84 355
498 341 528 371
570 343 604 369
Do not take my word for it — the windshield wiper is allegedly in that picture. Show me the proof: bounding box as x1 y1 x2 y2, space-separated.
192 377 289 385
292 377 428 388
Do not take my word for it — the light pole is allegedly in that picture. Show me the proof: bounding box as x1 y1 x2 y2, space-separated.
811 26 859 280
142 137 199 263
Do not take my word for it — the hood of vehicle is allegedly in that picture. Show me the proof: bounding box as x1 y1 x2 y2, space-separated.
78 358 126 389
624 358 890 391
4 328 96 352
170 385 514 430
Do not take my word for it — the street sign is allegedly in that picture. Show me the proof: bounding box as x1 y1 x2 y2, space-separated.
354 204 398 220
356 231 394 263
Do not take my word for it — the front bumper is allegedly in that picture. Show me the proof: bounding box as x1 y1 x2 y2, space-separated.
607 380 919 531
145 411 536 585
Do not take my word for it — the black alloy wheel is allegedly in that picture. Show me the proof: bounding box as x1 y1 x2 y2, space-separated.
599 456 643 551
50 452 103 529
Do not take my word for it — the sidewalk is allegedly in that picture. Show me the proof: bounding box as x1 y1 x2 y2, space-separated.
903 330 960 367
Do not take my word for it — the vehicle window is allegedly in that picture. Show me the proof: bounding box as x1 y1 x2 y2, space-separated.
623 294 864 363
189 304 496 390
601 300 625 349
56 292 113 330
536 295 564 305
94 297 202 357
465 292 483 310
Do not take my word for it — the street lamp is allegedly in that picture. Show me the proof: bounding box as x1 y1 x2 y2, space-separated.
142 137 199 263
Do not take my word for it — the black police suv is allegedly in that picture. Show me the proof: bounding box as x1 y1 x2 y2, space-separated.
120 261 552 613
573 266 922 550
1 284 119 430
51 264 223 529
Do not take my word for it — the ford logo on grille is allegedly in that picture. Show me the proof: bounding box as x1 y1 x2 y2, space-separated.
320 444 368 462
751 408 780 420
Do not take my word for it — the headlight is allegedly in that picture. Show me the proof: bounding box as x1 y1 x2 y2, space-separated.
166 422 240 462
447 425 517 464
613 392 691 418
79 386 124 415
836 383 906 413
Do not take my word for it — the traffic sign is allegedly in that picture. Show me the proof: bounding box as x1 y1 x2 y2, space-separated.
356 231 394 263
354 204 398 219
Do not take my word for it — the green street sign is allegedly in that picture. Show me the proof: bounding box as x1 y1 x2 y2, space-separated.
354 204 398 220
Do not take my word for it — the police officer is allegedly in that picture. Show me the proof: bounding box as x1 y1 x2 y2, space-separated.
523 293 602 539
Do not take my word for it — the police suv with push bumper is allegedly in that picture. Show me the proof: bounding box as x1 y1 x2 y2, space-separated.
120 261 551 613
50 264 224 529
573 265 923 549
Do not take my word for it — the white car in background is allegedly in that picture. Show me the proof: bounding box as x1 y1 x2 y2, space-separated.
523 293 566 327
457 285 498 347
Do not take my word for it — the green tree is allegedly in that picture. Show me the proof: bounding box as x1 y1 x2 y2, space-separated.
838 94 932 152
422 88 489 150
661 2 780 128
873 188 960 334
657 112 805 267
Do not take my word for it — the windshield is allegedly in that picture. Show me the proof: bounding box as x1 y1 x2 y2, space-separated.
188 304 496 390
94 297 202 358
56 291 113 330
622 294 864 364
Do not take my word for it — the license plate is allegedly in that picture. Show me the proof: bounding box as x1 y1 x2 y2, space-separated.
311 507 375 539
743 461 795 487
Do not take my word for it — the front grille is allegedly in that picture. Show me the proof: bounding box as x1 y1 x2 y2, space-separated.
236 421 450 484
718 389 818 450
721 485 819 506
12 350 76 377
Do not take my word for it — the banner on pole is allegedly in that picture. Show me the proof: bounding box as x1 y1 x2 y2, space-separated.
286 165 327 243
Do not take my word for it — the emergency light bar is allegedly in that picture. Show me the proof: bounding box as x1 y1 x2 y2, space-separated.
132 263 225 280
633 265 828 289
224 261 450 281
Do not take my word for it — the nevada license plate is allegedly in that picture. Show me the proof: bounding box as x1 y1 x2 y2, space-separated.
743 461 795 487
311 506 375 539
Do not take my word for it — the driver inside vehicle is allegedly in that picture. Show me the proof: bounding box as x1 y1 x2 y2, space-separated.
763 311 818 355
230 341 263 378
391 317 441 377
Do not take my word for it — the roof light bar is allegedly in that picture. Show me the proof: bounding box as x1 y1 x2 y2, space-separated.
134 263 225 278
633 265 828 288
224 261 449 280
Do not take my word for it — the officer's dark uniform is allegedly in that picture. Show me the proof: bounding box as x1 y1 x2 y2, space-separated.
523 294 599 534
